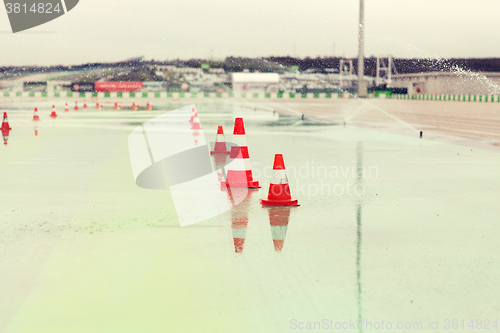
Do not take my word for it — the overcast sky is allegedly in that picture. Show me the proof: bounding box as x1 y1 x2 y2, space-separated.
0 0 499 65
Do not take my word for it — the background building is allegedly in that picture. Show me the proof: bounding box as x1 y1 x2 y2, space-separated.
390 71 500 95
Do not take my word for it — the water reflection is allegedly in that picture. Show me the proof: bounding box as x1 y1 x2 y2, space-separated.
356 141 363 333
228 189 253 253
2 128 10 145
267 206 291 252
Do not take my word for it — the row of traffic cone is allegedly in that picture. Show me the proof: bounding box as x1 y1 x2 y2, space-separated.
209 115 299 206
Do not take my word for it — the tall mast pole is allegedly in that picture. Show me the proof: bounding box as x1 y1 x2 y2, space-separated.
358 0 367 97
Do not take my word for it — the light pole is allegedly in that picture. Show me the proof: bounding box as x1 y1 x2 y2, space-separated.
357 0 367 97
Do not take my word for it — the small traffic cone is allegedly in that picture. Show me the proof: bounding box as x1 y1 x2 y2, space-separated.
64 103 69 112
268 207 291 252
114 102 118 111
260 154 299 206
151 104 154 110
50 105 57 118
210 126 230 155
32 108 40 121
74 101 79 111
189 107 196 123
220 117 260 189
96 102 100 110
146 102 150 111
34 126 38 136
132 102 136 111
1 112 12 130
191 112 202 130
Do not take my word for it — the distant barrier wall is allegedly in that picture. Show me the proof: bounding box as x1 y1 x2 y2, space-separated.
1 91 347 99
393 94 500 102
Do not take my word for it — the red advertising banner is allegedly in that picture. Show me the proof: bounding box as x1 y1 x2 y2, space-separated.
95 81 143 92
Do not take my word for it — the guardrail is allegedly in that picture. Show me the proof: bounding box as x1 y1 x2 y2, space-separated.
1 91 347 99
393 94 500 102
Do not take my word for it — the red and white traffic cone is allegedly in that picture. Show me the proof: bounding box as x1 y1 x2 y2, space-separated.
34 126 38 136
1 112 12 130
83 100 87 110
189 107 196 124
210 126 230 155
211 126 230 182
146 102 150 111
114 102 118 111
260 154 299 206
64 103 69 112
268 207 291 252
50 105 58 118
220 117 260 189
132 102 136 111
33 108 40 121
191 112 202 130
74 101 79 111
96 102 100 110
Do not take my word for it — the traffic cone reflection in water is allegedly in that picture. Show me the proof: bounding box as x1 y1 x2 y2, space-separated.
229 189 251 253
268 207 291 252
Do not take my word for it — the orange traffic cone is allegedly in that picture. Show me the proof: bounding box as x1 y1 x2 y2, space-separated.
64 103 69 112
74 101 79 111
220 117 260 189
1 112 12 130
34 126 38 136
210 126 230 155
146 102 150 111
268 207 291 252
114 102 118 111
96 102 99 110
191 112 202 130
33 108 40 121
260 154 299 206
50 105 58 119
132 102 136 111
